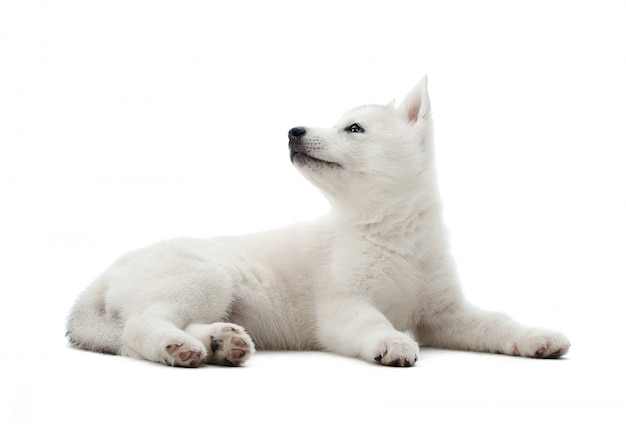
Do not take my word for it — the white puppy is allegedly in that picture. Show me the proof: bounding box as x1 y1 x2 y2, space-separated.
67 77 570 367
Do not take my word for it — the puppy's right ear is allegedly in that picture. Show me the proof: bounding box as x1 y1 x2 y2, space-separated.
399 75 431 123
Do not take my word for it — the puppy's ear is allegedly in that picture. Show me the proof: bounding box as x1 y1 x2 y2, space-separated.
399 75 430 123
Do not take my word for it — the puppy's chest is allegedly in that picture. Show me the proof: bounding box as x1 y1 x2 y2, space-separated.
363 251 429 328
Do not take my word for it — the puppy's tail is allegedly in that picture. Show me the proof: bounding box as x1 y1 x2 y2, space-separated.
66 276 123 355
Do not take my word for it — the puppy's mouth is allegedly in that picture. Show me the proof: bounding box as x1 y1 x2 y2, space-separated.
289 143 342 169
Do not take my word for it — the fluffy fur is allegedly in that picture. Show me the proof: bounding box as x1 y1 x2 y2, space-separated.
67 77 570 367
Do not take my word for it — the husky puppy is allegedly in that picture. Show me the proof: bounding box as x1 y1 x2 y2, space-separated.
67 77 570 367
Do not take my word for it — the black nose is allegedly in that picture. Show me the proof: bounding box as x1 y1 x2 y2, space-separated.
288 126 306 140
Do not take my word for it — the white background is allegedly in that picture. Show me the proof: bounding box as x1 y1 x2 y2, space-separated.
1 0 625 437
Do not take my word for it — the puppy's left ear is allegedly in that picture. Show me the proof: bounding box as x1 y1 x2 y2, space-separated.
400 75 431 123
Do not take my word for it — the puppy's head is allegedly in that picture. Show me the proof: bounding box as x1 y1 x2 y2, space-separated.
288 76 434 222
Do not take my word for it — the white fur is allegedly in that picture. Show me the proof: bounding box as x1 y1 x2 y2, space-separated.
67 77 570 367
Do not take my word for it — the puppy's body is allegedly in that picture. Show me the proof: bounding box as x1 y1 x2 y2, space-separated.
67 78 570 366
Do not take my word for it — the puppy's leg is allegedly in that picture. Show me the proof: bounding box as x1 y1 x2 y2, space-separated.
121 304 207 367
417 301 570 358
316 297 419 367
185 323 255 366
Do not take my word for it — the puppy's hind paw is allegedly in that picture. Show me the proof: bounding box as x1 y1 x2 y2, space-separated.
207 323 256 366
163 341 206 367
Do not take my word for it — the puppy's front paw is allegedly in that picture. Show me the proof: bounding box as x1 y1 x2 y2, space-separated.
373 334 419 367
511 328 570 359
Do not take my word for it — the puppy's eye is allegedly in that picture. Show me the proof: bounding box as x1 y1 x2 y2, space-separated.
346 123 364 133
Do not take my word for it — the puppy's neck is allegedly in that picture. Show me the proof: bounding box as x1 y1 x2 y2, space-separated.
331 198 443 254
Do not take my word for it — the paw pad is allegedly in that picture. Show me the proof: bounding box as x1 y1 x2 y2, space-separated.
208 323 255 366
164 342 204 367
